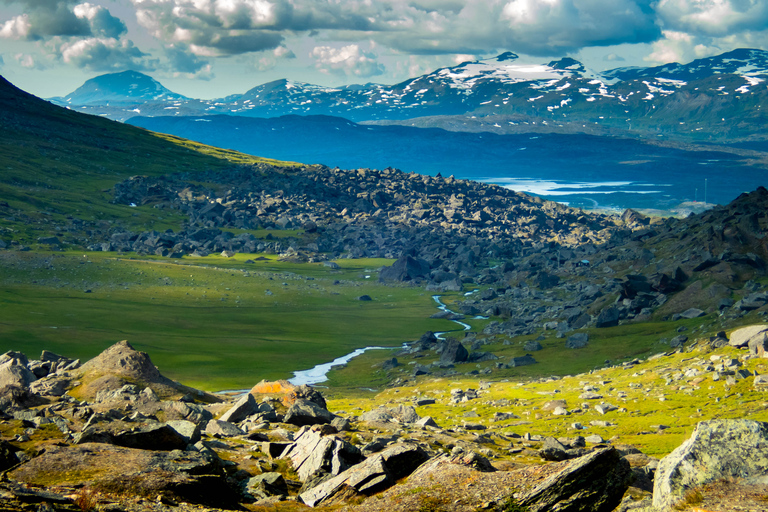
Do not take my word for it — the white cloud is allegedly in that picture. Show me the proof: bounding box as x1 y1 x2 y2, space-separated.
60 36 154 70
73 2 127 38
603 53 626 62
656 0 768 37
15 52 44 68
310 44 385 77
0 14 32 39
164 43 213 78
253 45 295 71
644 30 723 64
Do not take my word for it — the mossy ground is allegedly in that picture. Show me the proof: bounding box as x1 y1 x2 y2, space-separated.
329 337 768 460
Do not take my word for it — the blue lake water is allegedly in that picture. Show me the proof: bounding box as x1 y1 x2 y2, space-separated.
129 115 767 211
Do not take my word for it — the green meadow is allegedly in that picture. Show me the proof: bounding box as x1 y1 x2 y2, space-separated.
0 251 453 391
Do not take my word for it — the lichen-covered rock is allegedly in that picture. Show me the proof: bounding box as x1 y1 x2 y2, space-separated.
518 447 632 512
299 443 428 507
219 392 258 423
653 419 768 510
281 425 363 482
283 399 335 426
729 324 768 349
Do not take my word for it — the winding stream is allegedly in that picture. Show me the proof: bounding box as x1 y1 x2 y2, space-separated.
288 295 475 386
288 346 394 386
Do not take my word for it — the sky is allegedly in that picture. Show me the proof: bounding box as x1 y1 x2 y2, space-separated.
2 0 768 99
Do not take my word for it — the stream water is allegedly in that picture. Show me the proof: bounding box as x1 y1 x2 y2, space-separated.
287 295 474 386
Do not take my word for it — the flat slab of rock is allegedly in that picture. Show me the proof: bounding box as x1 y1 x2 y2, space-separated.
518 447 632 512
219 392 258 423
653 419 768 510
299 443 429 507
9 443 234 507
282 425 363 482
284 399 335 426
359 405 420 424
729 324 768 349
204 419 245 437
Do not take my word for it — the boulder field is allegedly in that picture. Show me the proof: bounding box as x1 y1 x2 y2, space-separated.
1 339 768 511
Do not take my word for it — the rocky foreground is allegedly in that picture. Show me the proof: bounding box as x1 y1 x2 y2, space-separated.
2 331 768 512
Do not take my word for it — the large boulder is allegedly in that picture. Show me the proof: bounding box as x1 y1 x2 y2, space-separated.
653 419 768 510
219 393 258 423
595 306 620 328
729 324 768 349
0 357 36 389
111 423 189 451
299 443 429 507
281 425 363 482
565 333 589 349
518 447 632 512
283 399 335 426
359 405 420 424
509 354 538 367
9 443 236 508
439 339 469 364
378 255 430 282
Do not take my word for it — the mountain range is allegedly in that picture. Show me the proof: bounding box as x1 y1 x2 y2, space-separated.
51 48 768 141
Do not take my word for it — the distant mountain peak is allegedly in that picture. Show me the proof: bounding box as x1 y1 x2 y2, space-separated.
548 57 586 73
496 52 519 62
54 70 187 106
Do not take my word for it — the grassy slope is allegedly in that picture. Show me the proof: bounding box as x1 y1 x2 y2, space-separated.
329 340 768 459
0 251 452 391
0 75 296 243
0 76 454 391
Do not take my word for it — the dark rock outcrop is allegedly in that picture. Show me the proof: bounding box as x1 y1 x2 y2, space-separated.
518 447 632 512
283 399 336 426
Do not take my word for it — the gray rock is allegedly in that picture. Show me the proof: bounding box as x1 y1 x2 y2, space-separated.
729 324 768 348
415 416 438 428
540 437 569 461
360 405 420 424
518 447 632 512
281 425 363 482
596 306 620 328
439 338 469 364
299 443 429 507
524 340 543 351
247 472 288 497
467 351 499 363
595 403 618 415
566 333 589 349
0 359 36 388
219 393 258 423
112 423 189 451
330 416 351 431
679 308 705 319
166 420 202 445
509 354 538 367
653 419 768 510
204 419 245 437
380 358 399 370
283 399 335 427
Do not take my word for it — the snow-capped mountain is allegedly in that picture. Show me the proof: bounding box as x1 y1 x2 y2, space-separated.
50 49 768 141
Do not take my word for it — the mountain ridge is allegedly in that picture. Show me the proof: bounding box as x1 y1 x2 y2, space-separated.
47 49 768 142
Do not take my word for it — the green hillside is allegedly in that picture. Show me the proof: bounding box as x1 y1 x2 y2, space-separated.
0 75 296 246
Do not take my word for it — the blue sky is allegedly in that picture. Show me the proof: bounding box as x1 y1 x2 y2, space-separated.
2 0 768 99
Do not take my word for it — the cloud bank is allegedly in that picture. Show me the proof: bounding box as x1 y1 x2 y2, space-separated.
2 0 768 78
